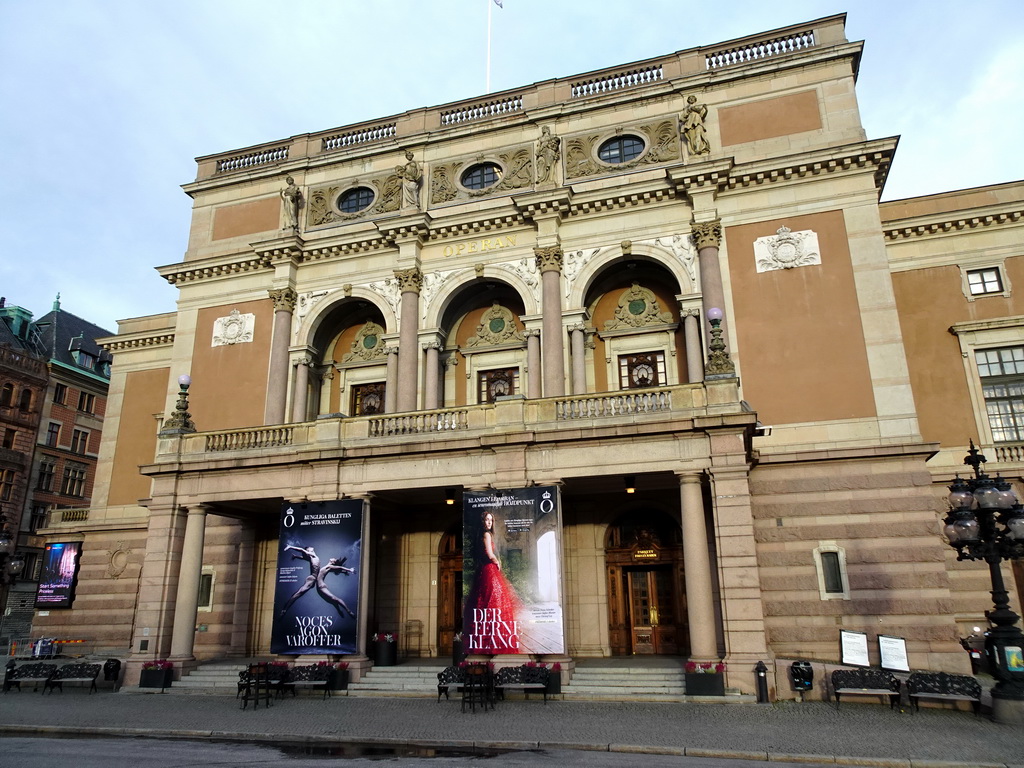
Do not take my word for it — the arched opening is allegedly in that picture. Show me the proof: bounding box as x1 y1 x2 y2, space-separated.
309 299 389 417
604 508 688 656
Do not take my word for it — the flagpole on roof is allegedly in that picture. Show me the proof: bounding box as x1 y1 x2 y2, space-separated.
486 0 493 94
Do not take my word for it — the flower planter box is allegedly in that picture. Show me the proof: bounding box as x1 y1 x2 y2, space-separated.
546 673 561 695
328 669 349 690
373 640 397 667
685 672 724 696
139 668 173 689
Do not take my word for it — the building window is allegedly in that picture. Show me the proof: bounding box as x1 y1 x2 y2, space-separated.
78 391 96 413
18 388 32 411
0 383 13 407
21 552 40 582
2 428 15 449
351 383 385 416
598 135 645 164
479 368 519 403
30 504 49 532
976 346 1024 442
338 186 374 213
0 468 14 501
618 352 666 389
198 569 215 611
53 383 67 405
61 463 87 497
461 162 502 191
813 543 850 600
77 352 96 370
967 268 1003 296
46 422 61 447
70 429 89 454
37 456 56 492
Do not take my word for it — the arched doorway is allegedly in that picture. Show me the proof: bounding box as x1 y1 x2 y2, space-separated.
605 510 688 655
437 524 462 656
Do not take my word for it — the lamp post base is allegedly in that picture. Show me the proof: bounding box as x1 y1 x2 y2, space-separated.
991 695 1024 726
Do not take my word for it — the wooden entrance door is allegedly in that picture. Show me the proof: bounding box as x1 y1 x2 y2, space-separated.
438 528 462 656
628 567 679 655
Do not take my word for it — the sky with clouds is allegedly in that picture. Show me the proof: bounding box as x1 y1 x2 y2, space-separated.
1 0 1022 333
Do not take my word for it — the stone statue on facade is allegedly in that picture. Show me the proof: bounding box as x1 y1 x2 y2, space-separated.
398 150 422 210
681 95 711 156
281 175 304 229
535 126 561 185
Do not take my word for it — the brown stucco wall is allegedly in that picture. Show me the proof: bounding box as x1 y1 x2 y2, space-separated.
189 299 274 430
108 367 170 506
891 255 1024 446
718 90 822 147
726 211 876 425
211 197 280 241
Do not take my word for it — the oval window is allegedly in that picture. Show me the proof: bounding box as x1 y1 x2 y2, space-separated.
338 186 375 213
461 162 503 191
598 135 645 164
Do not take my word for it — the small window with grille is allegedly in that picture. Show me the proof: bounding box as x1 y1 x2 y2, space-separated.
618 352 666 389
479 368 519 403
976 346 1024 442
967 267 1004 296
351 382 385 416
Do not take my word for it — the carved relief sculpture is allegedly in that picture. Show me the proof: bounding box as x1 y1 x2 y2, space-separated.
307 174 401 227
754 227 822 273
343 321 387 362
212 308 256 347
467 302 524 347
364 277 401 320
535 126 561 185
281 175 304 230
429 143 534 204
494 257 541 305
605 283 674 330
564 119 680 180
681 95 711 156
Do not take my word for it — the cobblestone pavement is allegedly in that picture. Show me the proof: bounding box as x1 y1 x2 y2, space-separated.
1 690 1022 767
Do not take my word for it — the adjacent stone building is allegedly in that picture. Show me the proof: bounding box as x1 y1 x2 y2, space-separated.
30 14 1023 698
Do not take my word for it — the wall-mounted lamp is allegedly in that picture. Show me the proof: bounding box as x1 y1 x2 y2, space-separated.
624 476 636 494
445 489 456 506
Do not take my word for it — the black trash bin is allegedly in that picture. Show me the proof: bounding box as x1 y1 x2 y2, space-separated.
789 661 814 692
103 658 122 682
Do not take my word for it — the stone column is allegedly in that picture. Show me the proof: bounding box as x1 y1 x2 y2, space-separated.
536 247 565 397
395 268 423 412
169 504 209 660
526 330 541 399
423 342 441 411
683 310 703 383
678 472 718 660
384 347 399 414
569 324 587 395
692 220 729 355
291 357 311 422
265 287 297 425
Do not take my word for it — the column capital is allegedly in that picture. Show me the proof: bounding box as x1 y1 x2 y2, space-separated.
674 470 705 484
692 220 723 250
422 341 443 351
394 267 423 294
534 246 564 273
269 287 298 312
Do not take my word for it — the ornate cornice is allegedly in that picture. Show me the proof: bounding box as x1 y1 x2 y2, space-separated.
692 220 722 250
158 256 269 286
269 287 298 312
101 333 175 352
567 186 674 217
535 246 564 273
884 209 1024 241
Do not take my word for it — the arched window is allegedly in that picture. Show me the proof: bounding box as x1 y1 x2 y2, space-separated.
338 186 374 213
461 162 502 191
0 383 13 407
598 135 645 164
19 387 33 411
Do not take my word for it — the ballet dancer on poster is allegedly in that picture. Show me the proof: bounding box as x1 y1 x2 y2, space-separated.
278 544 320 617
465 511 521 653
316 557 356 619
278 546 357 619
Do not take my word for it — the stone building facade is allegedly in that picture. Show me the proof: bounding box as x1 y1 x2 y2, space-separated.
31 14 1023 698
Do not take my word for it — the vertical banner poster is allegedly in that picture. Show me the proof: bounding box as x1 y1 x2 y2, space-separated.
271 499 362 655
34 541 82 608
463 487 564 654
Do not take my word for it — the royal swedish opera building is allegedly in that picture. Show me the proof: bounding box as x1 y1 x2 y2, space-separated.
32 14 1024 698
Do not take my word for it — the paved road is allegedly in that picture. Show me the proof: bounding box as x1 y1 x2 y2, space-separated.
1 689 1022 767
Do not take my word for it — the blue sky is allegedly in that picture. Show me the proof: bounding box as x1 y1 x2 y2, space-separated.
2 0 1022 333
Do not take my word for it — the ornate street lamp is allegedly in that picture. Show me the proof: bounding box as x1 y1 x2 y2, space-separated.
943 440 1024 723
0 507 26 586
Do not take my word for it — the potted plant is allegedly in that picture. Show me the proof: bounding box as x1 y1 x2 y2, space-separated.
452 633 464 666
371 633 398 667
684 661 726 696
139 659 174 689
545 662 562 694
319 660 349 690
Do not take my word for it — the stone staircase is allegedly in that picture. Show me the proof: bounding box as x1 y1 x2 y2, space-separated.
172 661 244 695
561 662 688 702
347 662 446 698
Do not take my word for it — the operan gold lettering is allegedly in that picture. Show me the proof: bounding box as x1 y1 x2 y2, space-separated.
441 235 520 257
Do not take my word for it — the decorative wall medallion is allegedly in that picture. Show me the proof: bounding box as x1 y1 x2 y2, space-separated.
307 173 401 227
605 283 674 330
565 120 680 181
467 303 524 347
106 542 132 579
212 309 255 347
754 227 821 273
343 321 386 362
